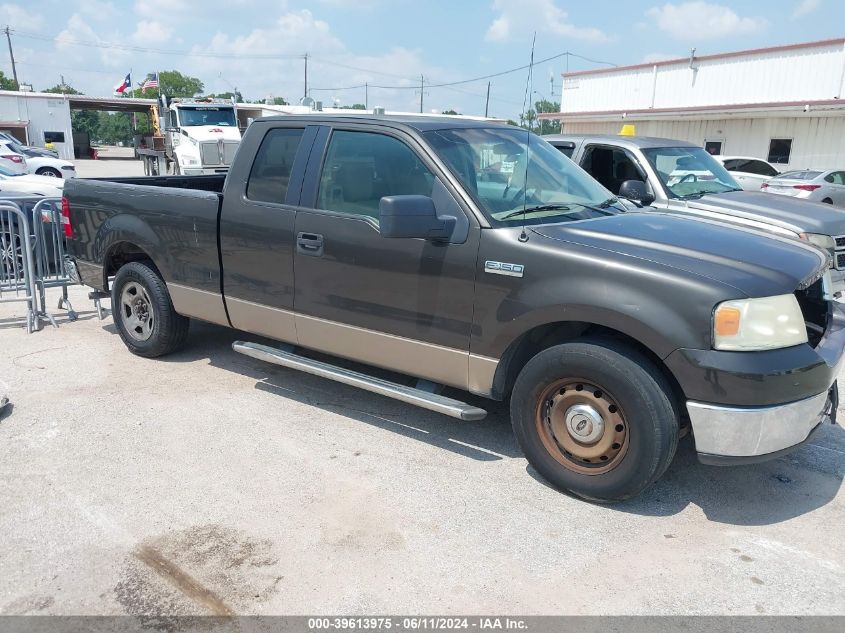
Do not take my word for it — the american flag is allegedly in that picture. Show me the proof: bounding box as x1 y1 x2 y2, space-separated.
140 73 159 90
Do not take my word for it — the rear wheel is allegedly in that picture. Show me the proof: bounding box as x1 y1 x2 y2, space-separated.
36 167 62 178
510 339 679 502
111 261 189 357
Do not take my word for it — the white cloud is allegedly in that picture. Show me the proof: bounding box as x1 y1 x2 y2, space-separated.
642 52 678 63
133 0 190 18
793 0 821 17
78 0 118 21
0 3 44 30
485 0 607 43
646 2 767 40
131 20 173 44
55 14 130 69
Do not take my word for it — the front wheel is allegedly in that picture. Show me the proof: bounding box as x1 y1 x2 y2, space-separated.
510 339 679 502
111 261 189 357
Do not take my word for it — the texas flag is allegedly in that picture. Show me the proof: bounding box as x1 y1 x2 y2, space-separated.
113 73 131 96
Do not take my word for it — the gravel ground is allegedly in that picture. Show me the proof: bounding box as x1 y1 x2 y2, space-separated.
0 284 843 616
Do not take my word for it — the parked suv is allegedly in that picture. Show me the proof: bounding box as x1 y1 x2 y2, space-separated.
545 134 845 295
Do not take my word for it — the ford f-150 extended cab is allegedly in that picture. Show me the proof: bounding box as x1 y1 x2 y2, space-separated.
64 116 844 502
544 134 845 296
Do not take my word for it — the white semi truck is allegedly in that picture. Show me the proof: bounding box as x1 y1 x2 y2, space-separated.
138 96 241 176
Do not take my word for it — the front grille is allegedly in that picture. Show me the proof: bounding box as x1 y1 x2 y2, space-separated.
838 253 845 269
200 142 220 165
836 236 845 248
223 141 238 165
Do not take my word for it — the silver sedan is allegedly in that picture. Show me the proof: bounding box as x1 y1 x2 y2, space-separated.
761 169 845 207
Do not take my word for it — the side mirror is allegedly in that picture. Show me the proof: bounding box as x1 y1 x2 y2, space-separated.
618 179 655 206
379 195 456 241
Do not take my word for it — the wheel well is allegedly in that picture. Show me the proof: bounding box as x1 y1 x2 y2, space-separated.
103 242 157 289
822 198 833 204
491 322 686 414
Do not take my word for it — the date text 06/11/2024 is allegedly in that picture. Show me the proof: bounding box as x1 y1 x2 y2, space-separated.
307 617 529 630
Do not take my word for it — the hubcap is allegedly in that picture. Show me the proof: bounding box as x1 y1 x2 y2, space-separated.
536 379 629 475
120 281 154 341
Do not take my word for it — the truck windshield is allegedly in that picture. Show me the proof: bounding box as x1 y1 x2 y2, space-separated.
423 127 622 226
642 147 741 198
178 107 237 127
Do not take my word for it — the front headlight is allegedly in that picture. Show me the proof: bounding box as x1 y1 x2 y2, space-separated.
713 294 807 351
801 233 835 256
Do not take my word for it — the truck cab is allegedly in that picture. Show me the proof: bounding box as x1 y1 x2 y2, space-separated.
162 97 241 176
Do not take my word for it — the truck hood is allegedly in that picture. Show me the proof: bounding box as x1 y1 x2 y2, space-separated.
683 190 845 236
531 212 827 297
182 126 241 142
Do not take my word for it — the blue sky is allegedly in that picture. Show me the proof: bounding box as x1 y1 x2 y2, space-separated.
0 0 841 119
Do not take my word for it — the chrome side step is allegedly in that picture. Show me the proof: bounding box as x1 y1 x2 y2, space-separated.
233 341 487 421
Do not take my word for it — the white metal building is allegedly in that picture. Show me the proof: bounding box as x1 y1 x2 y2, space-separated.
0 90 74 159
541 38 845 170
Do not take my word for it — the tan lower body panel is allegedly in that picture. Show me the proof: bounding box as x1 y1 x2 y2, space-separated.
226 297 297 344
167 283 229 327
296 312 478 391
468 354 499 397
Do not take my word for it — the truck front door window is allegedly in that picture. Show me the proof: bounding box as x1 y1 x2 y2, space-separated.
317 130 434 223
246 128 305 204
581 145 644 195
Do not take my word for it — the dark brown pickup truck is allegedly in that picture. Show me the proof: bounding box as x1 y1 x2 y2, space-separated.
64 115 843 501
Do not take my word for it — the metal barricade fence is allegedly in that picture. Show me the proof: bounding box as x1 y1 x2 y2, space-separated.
0 200 37 333
31 197 77 324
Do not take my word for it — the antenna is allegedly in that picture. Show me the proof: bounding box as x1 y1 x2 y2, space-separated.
517 32 537 243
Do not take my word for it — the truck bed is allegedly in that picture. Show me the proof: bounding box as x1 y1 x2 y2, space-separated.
86 174 227 194
64 177 223 296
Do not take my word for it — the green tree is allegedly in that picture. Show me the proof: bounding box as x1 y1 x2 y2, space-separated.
442 109 460 115
272 96 288 105
154 70 204 97
533 99 561 135
209 91 242 102
338 103 366 110
43 83 82 95
0 70 17 90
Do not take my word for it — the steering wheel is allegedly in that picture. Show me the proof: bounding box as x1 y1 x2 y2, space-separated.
679 173 698 183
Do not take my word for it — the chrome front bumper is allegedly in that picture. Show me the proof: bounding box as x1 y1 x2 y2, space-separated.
688 385 837 463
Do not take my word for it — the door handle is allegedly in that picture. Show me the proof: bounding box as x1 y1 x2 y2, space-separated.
297 232 324 257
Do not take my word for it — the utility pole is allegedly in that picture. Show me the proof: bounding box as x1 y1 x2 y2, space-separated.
5 26 18 88
365 82 368 110
419 74 424 113
484 81 490 118
60 75 66 93
303 53 309 100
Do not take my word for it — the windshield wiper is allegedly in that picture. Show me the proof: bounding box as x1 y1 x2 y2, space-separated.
498 204 571 220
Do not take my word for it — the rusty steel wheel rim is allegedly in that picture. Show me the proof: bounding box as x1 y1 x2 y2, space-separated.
535 379 629 475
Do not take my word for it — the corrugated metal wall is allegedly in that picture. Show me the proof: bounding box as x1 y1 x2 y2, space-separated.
562 41 845 114
561 115 845 170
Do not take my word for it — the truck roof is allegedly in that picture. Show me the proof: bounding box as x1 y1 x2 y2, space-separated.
255 114 508 132
543 134 701 149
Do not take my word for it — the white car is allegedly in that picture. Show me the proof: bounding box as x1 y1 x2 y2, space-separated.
761 169 845 207
0 158 64 197
0 139 76 178
715 156 780 191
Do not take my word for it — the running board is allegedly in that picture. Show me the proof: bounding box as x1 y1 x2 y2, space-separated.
233 341 487 421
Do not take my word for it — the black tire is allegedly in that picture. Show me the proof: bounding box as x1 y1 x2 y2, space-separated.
36 167 62 178
510 338 679 502
111 261 189 358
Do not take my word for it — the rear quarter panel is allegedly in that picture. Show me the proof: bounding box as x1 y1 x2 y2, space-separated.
65 178 221 294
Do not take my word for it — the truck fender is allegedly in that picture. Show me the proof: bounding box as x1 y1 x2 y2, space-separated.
94 213 175 283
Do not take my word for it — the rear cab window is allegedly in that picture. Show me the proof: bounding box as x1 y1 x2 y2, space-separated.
246 128 305 204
